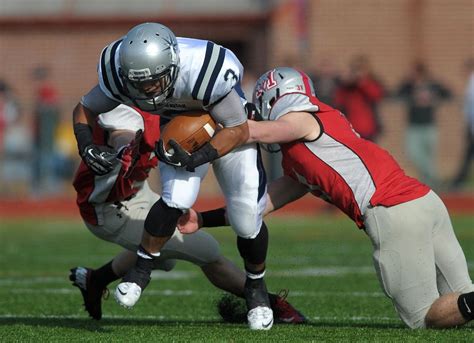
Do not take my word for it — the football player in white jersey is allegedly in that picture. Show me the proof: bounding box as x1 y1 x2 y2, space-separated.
72 23 272 329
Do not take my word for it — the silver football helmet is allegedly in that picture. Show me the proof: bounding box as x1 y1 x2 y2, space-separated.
253 67 316 121
119 23 179 106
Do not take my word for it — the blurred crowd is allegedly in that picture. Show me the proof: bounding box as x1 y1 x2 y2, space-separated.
0 66 78 198
1 56 473 198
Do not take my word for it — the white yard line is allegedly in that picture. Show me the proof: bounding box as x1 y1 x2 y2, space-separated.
0 266 375 285
7 288 385 298
0 263 471 285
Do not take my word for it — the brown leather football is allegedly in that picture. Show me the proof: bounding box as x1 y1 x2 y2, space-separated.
160 111 217 153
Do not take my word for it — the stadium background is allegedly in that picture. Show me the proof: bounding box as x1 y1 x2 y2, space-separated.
0 0 472 209
0 1 474 340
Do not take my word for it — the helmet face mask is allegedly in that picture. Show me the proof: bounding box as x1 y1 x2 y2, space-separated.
119 23 180 106
121 66 177 101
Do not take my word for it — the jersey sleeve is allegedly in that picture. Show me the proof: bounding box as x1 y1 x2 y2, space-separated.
191 41 244 107
208 89 246 127
97 104 145 132
81 84 121 114
270 94 319 121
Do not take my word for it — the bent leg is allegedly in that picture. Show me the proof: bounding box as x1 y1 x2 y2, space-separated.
213 144 273 330
425 192 474 328
364 197 439 329
201 256 246 297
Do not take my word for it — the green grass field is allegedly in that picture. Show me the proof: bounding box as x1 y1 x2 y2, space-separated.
0 214 473 342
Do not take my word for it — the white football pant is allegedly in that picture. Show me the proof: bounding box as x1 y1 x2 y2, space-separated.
159 143 267 239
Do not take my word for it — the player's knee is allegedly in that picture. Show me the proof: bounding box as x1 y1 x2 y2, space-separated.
399 308 429 329
226 202 262 239
144 198 183 237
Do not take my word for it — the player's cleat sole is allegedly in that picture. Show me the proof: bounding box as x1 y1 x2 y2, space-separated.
247 306 274 330
69 266 108 320
114 282 142 308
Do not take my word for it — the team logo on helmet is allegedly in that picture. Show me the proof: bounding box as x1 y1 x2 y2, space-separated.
128 68 152 81
255 70 277 98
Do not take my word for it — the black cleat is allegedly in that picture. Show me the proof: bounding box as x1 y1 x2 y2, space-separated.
244 277 271 310
69 267 109 320
244 277 274 330
122 265 151 290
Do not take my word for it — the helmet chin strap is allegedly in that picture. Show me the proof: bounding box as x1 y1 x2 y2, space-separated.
132 87 175 112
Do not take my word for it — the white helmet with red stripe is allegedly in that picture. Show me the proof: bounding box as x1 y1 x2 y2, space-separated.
252 67 317 121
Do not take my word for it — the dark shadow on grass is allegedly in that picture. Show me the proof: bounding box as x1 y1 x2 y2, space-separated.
2 317 471 332
303 320 474 331
0 317 224 333
304 320 406 330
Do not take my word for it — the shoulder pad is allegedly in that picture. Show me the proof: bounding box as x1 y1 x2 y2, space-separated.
191 41 243 107
98 38 128 103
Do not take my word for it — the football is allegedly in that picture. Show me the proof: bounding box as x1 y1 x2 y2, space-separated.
160 111 217 153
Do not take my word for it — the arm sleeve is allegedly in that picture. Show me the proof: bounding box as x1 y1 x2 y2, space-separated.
208 88 247 128
98 104 145 132
80 84 121 114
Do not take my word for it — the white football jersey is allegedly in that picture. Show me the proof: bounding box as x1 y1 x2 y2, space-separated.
98 37 244 114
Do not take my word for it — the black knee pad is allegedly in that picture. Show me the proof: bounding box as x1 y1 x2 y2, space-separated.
237 221 269 265
144 198 183 237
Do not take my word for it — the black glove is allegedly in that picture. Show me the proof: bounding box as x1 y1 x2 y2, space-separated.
155 139 218 172
244 102 262 121
81 144 118 176
155 139 191 168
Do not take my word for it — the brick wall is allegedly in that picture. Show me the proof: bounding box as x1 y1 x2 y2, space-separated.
0 0 472 190
268 0 473 180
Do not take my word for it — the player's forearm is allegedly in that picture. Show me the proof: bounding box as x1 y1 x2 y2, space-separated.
267 176 309 212
247 117 309 144
73 103 97 153
73 103 97 127
209 121 249 156
198 178 308 230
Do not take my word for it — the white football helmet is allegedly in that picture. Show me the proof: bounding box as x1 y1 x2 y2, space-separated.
253 67 316 121
119 23 179 106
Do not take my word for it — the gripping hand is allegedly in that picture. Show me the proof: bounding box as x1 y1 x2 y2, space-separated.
155 139 218 172
81 144 118 176
117 129 143 178
244 102 262 121
155 139 191 168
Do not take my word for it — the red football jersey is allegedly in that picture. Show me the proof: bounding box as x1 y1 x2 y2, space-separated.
73 107 160 225
281 99 430 229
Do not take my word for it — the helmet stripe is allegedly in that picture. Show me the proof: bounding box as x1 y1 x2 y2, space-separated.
298 70 314 98
99 39 126 102
109 40 125 96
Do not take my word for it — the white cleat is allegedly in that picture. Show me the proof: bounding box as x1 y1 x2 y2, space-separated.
114 282 142 308
247 306 274 330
